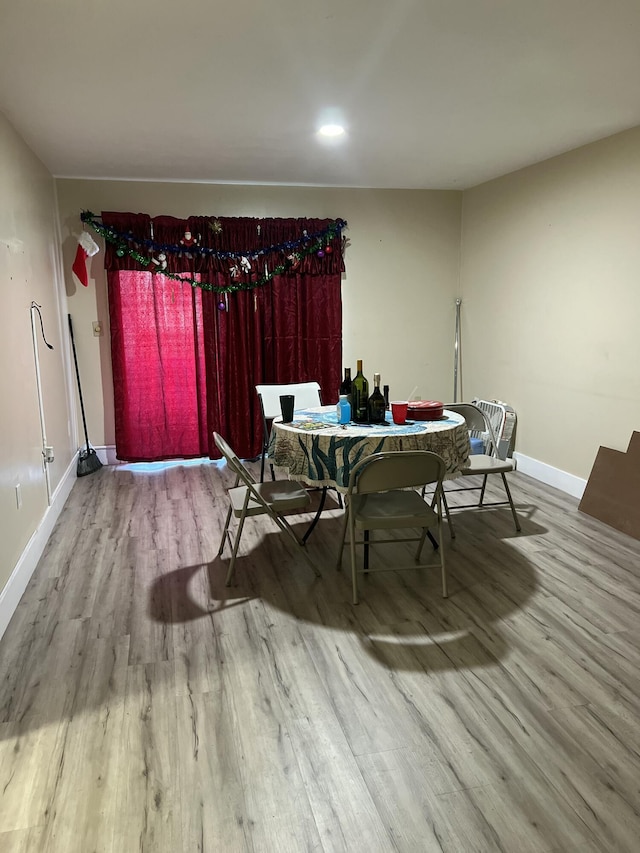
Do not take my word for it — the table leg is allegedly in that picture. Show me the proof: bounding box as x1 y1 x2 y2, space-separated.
302 487 327 543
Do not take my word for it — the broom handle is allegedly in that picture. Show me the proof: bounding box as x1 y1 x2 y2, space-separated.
68 314 91 451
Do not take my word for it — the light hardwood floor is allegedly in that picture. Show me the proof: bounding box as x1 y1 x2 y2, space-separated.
1 458 639 852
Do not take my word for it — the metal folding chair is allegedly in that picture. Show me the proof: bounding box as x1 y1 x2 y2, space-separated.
336 450 447 605
214 432 321 585
440 403 521 536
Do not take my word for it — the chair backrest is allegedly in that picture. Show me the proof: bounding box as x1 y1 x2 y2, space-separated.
214 431 258 491
347 450 445 496
446 403 500 456
472 398 513 460
256 381 322 420
472 399 506 442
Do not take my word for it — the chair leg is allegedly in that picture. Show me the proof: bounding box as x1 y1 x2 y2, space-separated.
225 512 247 586
364 530 370 574
416 527 427 561
270 513 321 578
336 501 350 570
415 527 438 562
218 505 234 556
260 416 271 482
349 516 359 605
439 518 448 598
259 432 276 482
433 494 447 597
501 473 522 532
441 491 456 539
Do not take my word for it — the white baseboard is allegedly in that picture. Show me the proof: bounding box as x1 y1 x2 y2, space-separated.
513 452 586 500
0 454 77 641
97 445 120 466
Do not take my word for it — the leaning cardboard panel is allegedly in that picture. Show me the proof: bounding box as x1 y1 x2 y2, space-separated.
579 431 640 540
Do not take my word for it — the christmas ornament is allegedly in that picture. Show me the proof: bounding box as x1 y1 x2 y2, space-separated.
317 249 325 258
240 256 251 273
209 219 223 234
180 230 199 247
229 264 241 279
287 253 301 270
180 230 200 257
72 231 100 287
324 245 333 254
151 252 167 272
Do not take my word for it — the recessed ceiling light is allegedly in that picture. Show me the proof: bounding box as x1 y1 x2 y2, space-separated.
318 124 345 137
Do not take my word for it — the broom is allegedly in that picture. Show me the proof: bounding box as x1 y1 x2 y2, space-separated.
68 314 103 476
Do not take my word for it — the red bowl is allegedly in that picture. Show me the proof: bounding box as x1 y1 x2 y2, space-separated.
406 400 444 420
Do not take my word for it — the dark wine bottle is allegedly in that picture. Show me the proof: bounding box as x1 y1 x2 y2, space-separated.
383 384 390 411
339 367 352 410
352 360 369 423
368 373 386 424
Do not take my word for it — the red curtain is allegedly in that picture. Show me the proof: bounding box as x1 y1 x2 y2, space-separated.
108 269 208 462
203 272 342 460
103 212 343 462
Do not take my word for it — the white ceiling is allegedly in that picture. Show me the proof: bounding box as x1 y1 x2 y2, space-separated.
2 1 640 190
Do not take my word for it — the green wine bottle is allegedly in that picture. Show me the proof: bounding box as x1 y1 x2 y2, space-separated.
352 360 369 423
368 373 386 424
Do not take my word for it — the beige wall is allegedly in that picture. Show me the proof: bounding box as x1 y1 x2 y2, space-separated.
460 126 640 480
0 112 75 593
55 181 463 448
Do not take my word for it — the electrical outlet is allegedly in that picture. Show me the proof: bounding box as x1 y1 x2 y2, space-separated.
92 321 103 336
44 446 55 463
15 484 22 509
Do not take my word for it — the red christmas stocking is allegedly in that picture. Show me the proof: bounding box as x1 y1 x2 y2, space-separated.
72 231 100 287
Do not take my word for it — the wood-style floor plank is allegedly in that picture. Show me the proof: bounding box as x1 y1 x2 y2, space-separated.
214 599 324 851
37 635 130 852
0 826 46 852
249 601 395 851
0 716 66 834
0 460 640 851
114 660 181 852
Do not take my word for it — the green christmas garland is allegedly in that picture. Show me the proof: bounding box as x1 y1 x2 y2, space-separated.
80 211 346 294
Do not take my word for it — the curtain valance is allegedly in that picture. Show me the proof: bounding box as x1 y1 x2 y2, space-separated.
97 211 346 282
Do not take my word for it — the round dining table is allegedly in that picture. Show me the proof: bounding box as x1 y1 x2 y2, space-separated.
267 405 471 493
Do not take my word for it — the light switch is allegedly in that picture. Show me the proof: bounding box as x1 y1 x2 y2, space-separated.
92 321 103 336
